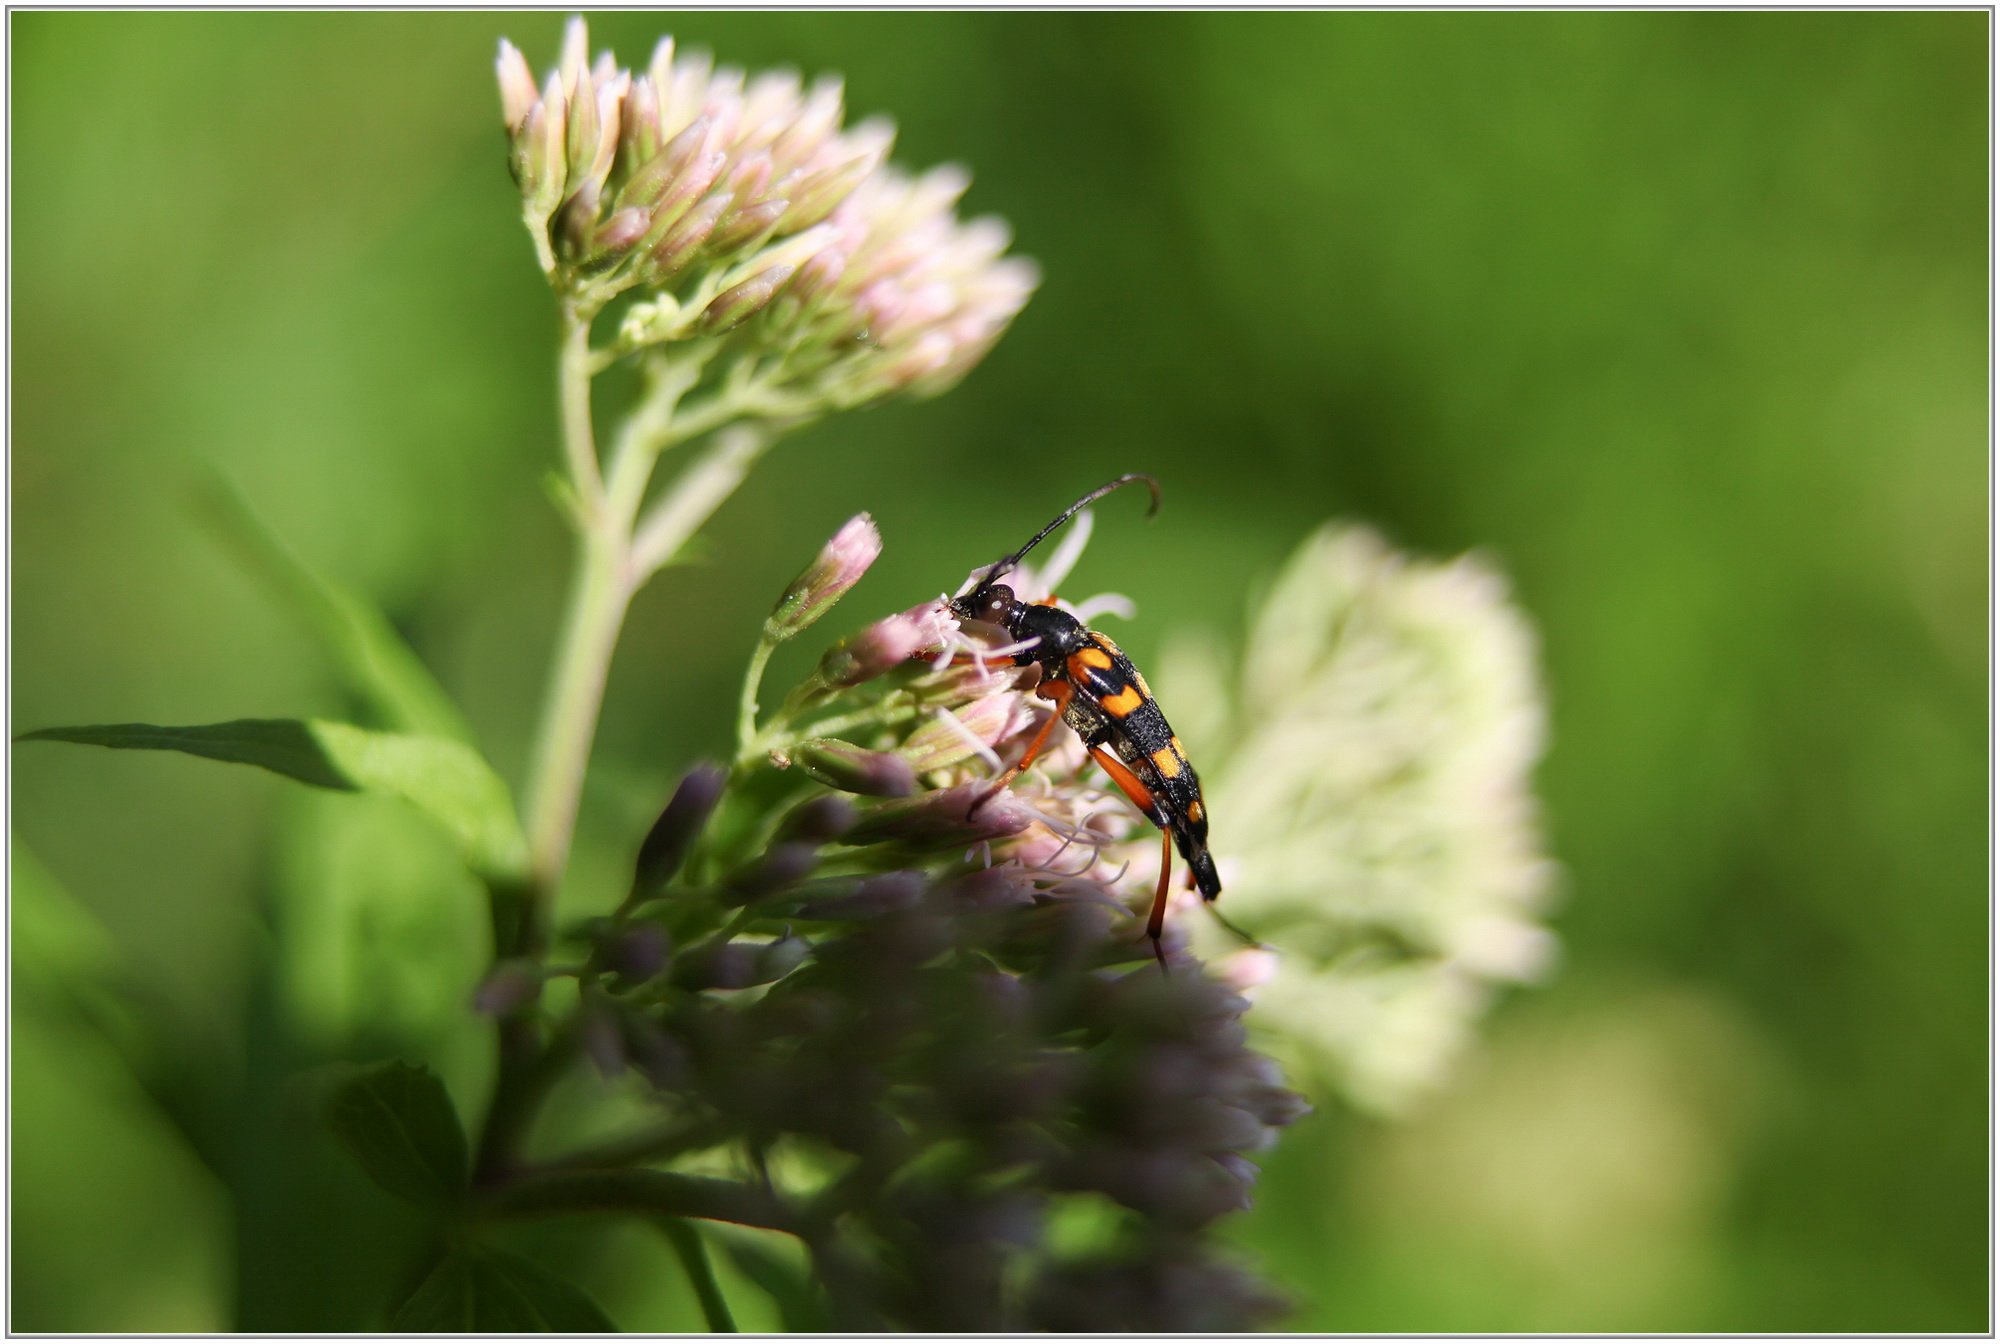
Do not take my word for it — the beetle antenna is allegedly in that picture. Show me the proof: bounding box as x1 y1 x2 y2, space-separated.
974 473 1161 592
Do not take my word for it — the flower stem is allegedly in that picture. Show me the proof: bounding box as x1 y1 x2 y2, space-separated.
476 1168 808 1236
736 635 779 757
520 532 632 945
557 300 604 516
630 423 777 577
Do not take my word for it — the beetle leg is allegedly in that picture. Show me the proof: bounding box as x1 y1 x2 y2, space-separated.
969 678 1073 817
1081 746 1174 969
1086 745 1158 818
1147 829 1173 970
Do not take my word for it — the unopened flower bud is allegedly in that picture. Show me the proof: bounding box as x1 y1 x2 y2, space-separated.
789 738 919 797
473 958 543 1016
707 198 791 258
842 781 1036 847
722 840 819 906
647 191 729 281
756 932 812 982
601 921 672 984
634 761 728 892
580 992 627 1079
795 869 928 920
699 261 794 332
816 602 953 687
765 513 880 640
902 694 1024 773
792 245 849 306
776 794 858 844
780 151 882 234
496 40 540 133
618 113 712 212
624 1016 689 1090
670 941 761 992
592 206 652 256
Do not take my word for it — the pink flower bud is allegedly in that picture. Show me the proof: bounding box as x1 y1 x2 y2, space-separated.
706 199 790 258
791 738 918 798
766 512 880 638
646 191 728 280
842 781 1036 847
901 694 1026 773
496 40 540 133
816 601 953 687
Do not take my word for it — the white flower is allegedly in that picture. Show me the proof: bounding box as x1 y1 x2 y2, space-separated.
1172 524 1559 1113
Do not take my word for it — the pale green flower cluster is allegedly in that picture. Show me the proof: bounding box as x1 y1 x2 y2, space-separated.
1168 525 1559 1114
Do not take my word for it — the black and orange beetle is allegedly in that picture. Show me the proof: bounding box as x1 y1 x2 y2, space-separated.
946 474 1219 965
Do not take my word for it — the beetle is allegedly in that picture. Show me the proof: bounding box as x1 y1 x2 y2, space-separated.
945 473 1219 966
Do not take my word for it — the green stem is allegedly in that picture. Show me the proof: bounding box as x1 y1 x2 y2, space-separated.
557 299 603 516
630 424 777 578
476 1168 808 1236
520 533 632 936
736 636 778 757
660 1221 739 1333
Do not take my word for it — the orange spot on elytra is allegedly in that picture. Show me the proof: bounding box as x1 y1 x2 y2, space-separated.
1100 685 1144 717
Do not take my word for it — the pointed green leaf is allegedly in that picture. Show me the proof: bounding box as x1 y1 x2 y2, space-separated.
322 1061 468 1211
199 476 477 745
19 719 527 880
390 1245 616 1332
710 1227 830 1332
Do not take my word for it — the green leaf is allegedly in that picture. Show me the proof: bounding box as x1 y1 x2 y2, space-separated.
19 719 527 880
390 1245 616 1332
710 1227 830 1333
199 475 477 745
658 1218 738 1332
322 1061 468 1211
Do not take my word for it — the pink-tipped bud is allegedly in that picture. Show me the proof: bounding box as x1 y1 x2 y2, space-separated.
670 941 760 992
592 207 652 256
795 870 928 920
707 198 791 257
557 16 591 99
765 513 880 638
790 738 919 798
776 794 859 843
496 40 541 133
700 261 794 333
779 151 880 234
634 761 728 892
473 958 543 1016
792 245 849 306
620 77 662 167
816 601 953 688
646 190 729 280
901 694 1025 773
619 113 712 212
841 781 1037 848
600 922 672 984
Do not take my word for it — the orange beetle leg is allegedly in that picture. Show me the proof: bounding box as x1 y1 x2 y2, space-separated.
969 679 1073 818
1085 747 1173 970
1147 829 1173 970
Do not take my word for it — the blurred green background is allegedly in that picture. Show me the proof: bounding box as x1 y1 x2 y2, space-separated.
11 10 1987 1332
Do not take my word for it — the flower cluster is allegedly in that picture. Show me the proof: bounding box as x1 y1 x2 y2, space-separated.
1166 524 1559 1114
497 20 1037 405
537 514 1306 1330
